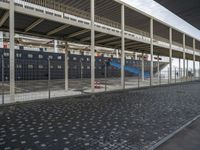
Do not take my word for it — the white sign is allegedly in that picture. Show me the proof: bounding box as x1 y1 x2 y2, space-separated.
0 31 3 48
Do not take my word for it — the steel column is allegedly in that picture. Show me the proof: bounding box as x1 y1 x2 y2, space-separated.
121 4 125 89
91 0 95 92
9 0 15 103
169 28 172 83
150 18 153 86
65 42 68 91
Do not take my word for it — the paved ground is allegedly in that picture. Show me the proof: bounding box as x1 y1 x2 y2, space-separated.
0 81 200 150
155 117 200 150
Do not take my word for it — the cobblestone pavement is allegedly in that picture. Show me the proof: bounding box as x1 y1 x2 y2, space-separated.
0 81 200 150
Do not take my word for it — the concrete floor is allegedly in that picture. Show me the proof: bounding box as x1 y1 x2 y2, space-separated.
0 81 200 150
155 117 200 150
0 77 189 104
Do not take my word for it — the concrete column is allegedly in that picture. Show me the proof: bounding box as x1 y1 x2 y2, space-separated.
90 0 95 92
65 42 68 91
54 40 58 53
179 58 181 78
150 18 154 86
186 59 188 79
169 28 172 83
121 4 125 89
193 39 196 78
157 55 160 82
141 53 144 81
9 0 15 103
183 34 186 79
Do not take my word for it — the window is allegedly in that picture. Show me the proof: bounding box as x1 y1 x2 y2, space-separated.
73 57 77 61
38 54 43 59
38 65 44 69
4 52 9 57
16 53 22 58
57 65 62 69
16 64 22 68
73 66 77 69
98 59 101 62
87 66 90 69
98 66 101 70
28 64 33 69
49 55 53 59
57 56 62 60
50 65 54 69
87 58 90 61
28 54 33 58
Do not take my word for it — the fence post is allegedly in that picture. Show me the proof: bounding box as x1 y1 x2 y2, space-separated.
2 55 4 104
80 59 83 94
48 58 51 99
104 61 107 91
175 68 177 83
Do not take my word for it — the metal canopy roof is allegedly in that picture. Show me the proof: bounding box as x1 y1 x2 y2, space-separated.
154 0 200 30
0 0 200 61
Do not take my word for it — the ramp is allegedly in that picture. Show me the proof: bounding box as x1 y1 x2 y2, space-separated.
110 61 150 78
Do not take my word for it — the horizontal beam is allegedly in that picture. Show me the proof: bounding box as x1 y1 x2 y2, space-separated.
0 11 9 27
25 18 44 32
47 24 70 36
80 33 106 42
67 29 89 38
96 36 120 44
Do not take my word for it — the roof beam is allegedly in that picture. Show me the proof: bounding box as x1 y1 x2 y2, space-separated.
47 24 70 36
0 11 9 27
80 33 106 42
67 29 89 38
96 37 120 44
25 18 44 32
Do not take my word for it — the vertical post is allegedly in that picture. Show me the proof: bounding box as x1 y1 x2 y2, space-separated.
48 58 51 99
2 55 4 104
179 58 181 79
54 40 58 53
169 28 172 83
104 61 107 91
141 53 144 81
186 59 188 80
193 39 196 80
91 0 95 93
183 34 186 80
65 42 68 91
157 55 160 84
199 61 200 80
175 67 177 83
150 18 154 86
168 68 170 84
121 4 125 89
80 59 83 94
10 0 15 103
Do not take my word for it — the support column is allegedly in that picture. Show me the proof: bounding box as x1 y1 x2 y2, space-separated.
179 58 181 78
141 53 144 81
169 28 172 83
65 42 68 91
10 0 15 103
150 18 153 86
157 55 160 82
183 34 186 79
90 0 95 93
121 4 125 89
54 40 58 53
186 59 188 79
193 39 196 79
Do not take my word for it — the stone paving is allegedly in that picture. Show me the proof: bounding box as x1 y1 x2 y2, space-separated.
0 81 200 150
